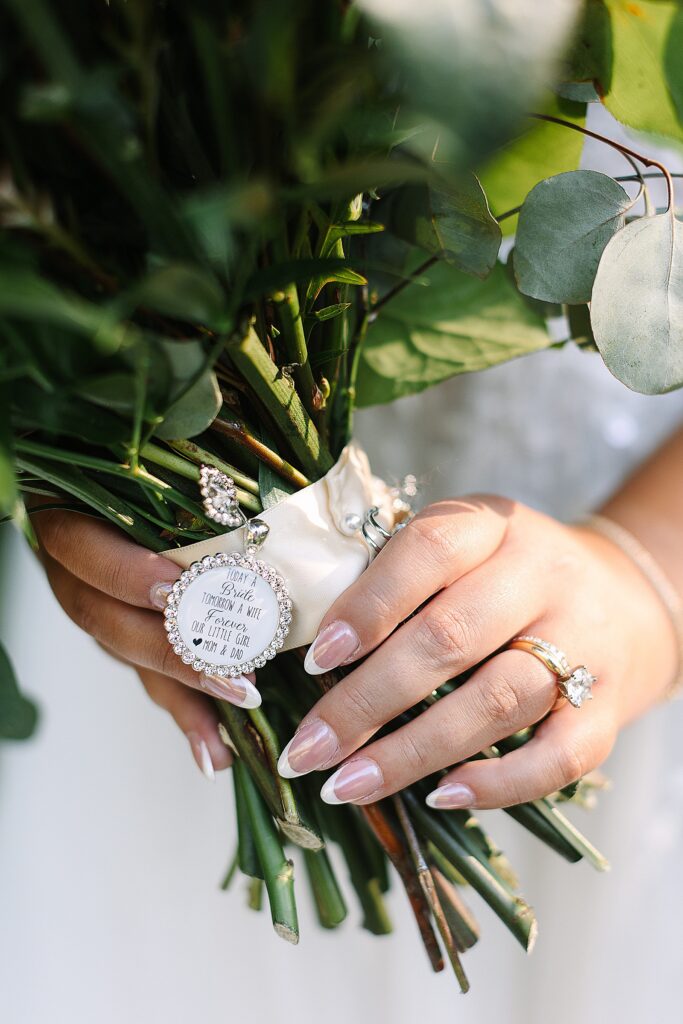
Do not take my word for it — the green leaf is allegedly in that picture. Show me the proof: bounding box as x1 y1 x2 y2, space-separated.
382 175 501 279
356 261 550 406
563 0 612 88
131 265 228 331
590 212 683 394
0 268 126 353
12 381 131 444
15 453 165 549
0 641 38 741
325 221 385 245
602 0 683 142
310 303 352 322
567 304 597 348
0 384 17 517
478 97 587 235
357 0 581 167
245 259 366 300
154 341 222 440
514 170 633 304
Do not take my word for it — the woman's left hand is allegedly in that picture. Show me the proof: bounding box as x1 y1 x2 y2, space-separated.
277 496 678 809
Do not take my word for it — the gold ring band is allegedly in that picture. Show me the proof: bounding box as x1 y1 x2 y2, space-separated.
506 635 596 709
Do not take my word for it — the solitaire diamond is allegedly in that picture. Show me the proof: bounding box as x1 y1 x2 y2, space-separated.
561 667 596 708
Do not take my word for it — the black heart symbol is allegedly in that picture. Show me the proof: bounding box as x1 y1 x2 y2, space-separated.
192 638 203 647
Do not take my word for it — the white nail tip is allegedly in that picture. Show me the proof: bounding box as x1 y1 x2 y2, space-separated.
303 646 325 675
425 791 442 809
320 769 346 805
235 678 262 709
277 741 304 778
189 734 215 782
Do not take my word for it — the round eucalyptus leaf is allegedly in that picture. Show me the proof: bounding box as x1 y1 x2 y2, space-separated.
590 213 683 394
384 175 501 279
514 170 633 304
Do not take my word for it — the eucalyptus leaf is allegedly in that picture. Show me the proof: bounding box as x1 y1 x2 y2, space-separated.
514 170 633 304
567 304 596 349
383 175 501 279
590 213 683 393
154 341 222 440
0 641 39 741
357 261 550 405
357 0 580 166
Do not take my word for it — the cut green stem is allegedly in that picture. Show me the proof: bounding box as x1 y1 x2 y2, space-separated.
234 758 299 944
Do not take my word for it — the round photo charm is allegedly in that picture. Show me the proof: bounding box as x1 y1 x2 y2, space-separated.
163 552 292 676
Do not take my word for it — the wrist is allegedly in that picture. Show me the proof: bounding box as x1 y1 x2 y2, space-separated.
574 520 680 713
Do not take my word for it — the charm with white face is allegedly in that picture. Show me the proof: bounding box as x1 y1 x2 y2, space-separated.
163 552 292 675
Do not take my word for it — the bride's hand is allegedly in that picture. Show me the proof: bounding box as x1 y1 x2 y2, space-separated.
32 509 254 778
278 497 678 809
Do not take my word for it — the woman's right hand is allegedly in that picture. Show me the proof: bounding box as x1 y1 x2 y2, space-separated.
32 508 262 779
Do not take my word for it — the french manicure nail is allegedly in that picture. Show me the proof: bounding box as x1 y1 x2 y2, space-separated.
201 673 262 709
304 620 360 675
320 757 383 805
425 783 475 810
150 580 175 610
278 718 340 778
187 731 215 781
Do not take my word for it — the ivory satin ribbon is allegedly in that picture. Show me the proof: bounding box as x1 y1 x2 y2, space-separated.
161 443 395 651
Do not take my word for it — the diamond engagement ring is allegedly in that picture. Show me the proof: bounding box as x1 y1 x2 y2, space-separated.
506 635 596 709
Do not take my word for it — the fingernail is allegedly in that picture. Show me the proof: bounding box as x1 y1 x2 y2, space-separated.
201 673 262 709
304 621 360 675
320 757 383 805
425 783 475 810
187 731 215 781
278 718 340 778
150 581 175 610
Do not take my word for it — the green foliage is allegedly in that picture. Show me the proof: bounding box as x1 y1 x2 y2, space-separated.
0 0 680 973
514 170 633 304
478 96 587 234
600 0 683 142
591 213 683 393
357 261 550 405
0 640 38 740
381 175 501 279
358 0 581 166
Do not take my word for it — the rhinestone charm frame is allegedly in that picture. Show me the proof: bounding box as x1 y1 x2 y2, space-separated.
163 551 292 676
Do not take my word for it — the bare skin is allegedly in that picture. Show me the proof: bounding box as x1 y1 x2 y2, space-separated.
33 425 683 802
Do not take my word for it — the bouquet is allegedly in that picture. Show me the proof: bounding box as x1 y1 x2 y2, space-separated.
1 0 681 992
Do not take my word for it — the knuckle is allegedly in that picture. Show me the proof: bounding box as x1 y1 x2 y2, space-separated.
395 731 432 776
411 511 460 565
37 510 71 558
555 739 590 785
361 576 395 625
99 554 132 603
416 605 479 666
479 673 525 726
340 679 380 728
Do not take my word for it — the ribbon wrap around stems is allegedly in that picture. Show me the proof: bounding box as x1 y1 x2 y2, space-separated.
161 443 396 651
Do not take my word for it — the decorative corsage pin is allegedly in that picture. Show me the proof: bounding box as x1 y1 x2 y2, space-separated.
163 467 292 676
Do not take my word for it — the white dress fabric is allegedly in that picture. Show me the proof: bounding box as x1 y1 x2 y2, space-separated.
2 343 683 1024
